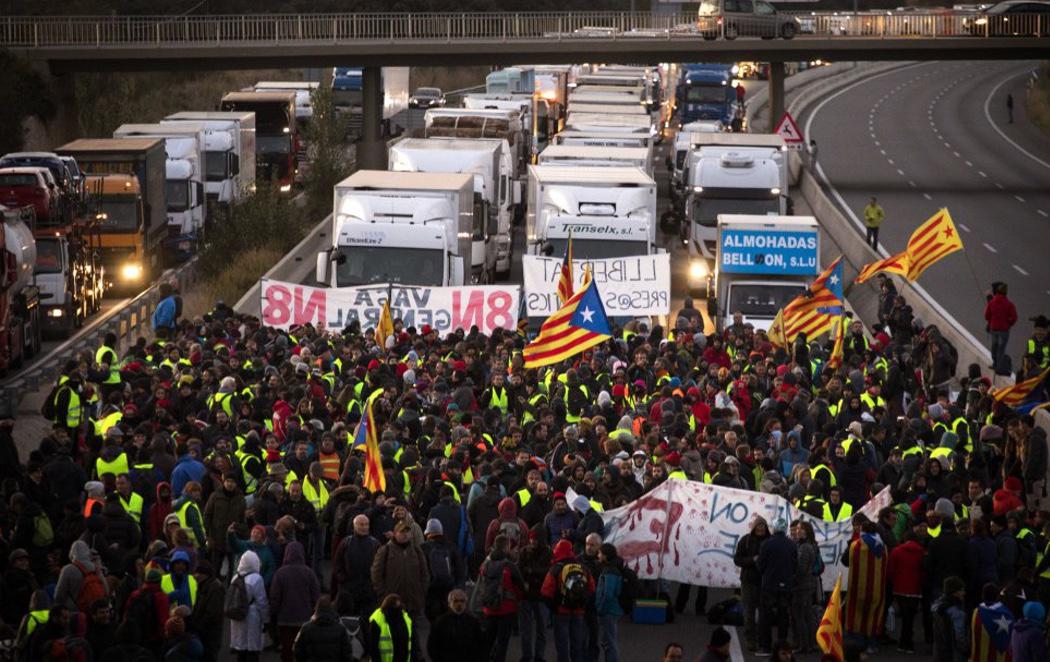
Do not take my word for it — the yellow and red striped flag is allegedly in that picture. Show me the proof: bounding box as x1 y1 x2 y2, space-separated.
557 231 575 305
817 574 845 662
353 390 386 493
523 269 612 369
826 315 846 371
778 257 844 344
991 367 1050 408
905 208 963 281
855 251 910 284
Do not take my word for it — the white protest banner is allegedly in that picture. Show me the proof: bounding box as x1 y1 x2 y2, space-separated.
522 253 670 317
259 279 520 336
602 481 891 591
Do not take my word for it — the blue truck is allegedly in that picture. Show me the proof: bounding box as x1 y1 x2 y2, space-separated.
676 64 740 128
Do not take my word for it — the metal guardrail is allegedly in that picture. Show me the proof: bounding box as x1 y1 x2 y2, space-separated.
0 258 200 417
1 11 1045 47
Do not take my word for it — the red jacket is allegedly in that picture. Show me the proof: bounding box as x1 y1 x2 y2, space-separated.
887 539 925 597
541 540 595 615
984 294 1018 332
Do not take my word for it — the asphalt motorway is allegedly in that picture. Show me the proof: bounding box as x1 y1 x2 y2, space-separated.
802 60 1050 362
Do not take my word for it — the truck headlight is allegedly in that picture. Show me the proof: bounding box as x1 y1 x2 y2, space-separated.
689 261 709 280
279 184 292 193
975 17 987 25
47 308 64 318
771 187 781 195
121 262 144 282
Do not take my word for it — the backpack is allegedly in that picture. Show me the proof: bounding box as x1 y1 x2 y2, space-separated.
32 512 54 548
558 562 589 610
498 520 523 548
706 597 744 626
74 562 107 613
618 564 641 613
427 543 455 589
481 560 508 610
40 383 60 420
224 573 251 621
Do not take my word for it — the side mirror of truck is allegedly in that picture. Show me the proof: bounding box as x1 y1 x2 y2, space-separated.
194 182 205 208
230 153 240 177
315 251 330 285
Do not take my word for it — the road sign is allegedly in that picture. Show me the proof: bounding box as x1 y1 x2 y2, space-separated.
774 111 804 150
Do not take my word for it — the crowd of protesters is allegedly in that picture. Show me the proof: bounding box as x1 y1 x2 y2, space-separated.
0 272 1048 662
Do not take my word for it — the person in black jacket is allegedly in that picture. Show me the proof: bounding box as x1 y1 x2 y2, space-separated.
189 561 224 662
332 514 381 619
924 503 972 603
293 596 357 662
427 589 485 662
733 516 769 651
755 518 798 655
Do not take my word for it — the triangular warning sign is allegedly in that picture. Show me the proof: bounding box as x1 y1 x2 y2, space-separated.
774 112 804 150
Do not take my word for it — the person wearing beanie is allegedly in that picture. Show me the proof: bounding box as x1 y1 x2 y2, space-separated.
755 517 797 655
541 538 595 662
226 522 277 587
932 575 967 662
699 626 732 662
544 493 579 546
1011 600 1048 662
421 517 465 623
124 563 172 654
270 541 321 662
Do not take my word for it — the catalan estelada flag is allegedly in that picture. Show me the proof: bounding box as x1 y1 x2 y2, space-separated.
777 257 844 344
817 574 844 661
855 251 909 284
906 208 963 281
557 231 574 305
991 367 1050 409
970 601 1013 662
353 390 386 493
827 315 846 371
375 299 395 350
843 532 888 638
523 269 611 369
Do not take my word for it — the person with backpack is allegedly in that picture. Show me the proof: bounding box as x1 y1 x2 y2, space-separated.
421 518 466 623
932 576 968 662
122 565 171 656
54 540 109 615
228 549 269 662
542 538 595 662
594 543 626 662
370 521 430 629
293 596 360 662
477 534 525 662
269 541 320 662
188 560 224 662
485 497 529 555
790 520 821 655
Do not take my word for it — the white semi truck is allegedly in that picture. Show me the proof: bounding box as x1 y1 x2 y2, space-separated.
162 111 257 208
112 123 207 260
538 145 653 177
683 133 789 293
709 214 819 332
387 138 505 282
316 170 474 288
526 165 658 260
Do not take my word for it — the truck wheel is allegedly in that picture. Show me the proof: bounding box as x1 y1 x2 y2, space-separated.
781 23 797 39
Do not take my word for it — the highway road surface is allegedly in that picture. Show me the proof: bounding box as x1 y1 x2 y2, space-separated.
804 60 1050 363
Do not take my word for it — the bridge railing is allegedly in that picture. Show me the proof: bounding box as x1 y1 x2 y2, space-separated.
1 10 1044 47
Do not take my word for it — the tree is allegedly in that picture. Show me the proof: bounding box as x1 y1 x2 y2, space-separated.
302 83 352 221
0 50 56 154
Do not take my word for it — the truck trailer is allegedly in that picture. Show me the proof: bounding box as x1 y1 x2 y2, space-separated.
162 111 257 209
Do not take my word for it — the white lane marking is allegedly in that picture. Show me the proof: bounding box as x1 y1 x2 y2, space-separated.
944 142 951 148
804 62 990 361
880 149 887 156
1013 264 1030 276
897 168 906 176
959 223 971 232
1015 195 1026 203
874 140 880 146
996 183 1005 189
870 132 876 139
923 193 933 200
1038 210 1048 217
983 242 998 253
965 161 973 167
953 151 961 157
979 171 987 177
984 67 1050 171
887 158 895 164
909 180 917 188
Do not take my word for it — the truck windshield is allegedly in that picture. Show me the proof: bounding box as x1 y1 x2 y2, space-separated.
204 151 229 181
728 283 807 318
336 246 444 287
34 238 62 275
165 180 190 212
698 0 721 14
257 135 291 155
548 238 648 260
685 86 727 104
87 196 140 232
692 197 780 227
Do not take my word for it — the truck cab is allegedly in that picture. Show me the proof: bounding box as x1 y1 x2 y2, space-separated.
676 64 740 128
84 174 148 290
538 145 653 178
709 214 819 331
670 121 725 200
163 112 257 209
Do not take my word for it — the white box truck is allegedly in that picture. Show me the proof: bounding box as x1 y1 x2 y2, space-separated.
669 120 725 199
538 145 653 177
387 138 504 282
112 123 207 260
163 111 257 207
315 170 473 288
709 214 820 332
526 165 657 260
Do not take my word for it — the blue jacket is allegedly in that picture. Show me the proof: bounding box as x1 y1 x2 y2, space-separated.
152 295 177 331
171 455 206 497
595 566 624 617
1011 618 1047 662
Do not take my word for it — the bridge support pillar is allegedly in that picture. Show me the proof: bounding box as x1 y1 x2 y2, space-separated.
768 61 785 134
358 66 387 170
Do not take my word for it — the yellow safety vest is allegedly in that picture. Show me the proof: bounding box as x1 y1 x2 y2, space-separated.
824 501 853 523
177 500 203 547
901 446 924 460
117 491 144 523
94 411 123 437
24 609 49 636
930 447 953 462
1037 541 1050 580
236 451 260 494
827 398 843 418
589 499 605 513
668 470 687 481
369 608 413 662
302 478 330 512
563 384 589 424
208 391 234 418
96 452 129 479
951 417 972 453
95 346 121 385
859 393 885 411
812 464 837 488
488 386 509 414
516 488 532 508
54 377 82 428
1028 339 1050 368
928 523 942 539
160 573 198 607
442 481 461 504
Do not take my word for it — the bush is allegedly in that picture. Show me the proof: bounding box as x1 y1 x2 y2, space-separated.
1025 63 1050 137
182 246 284 318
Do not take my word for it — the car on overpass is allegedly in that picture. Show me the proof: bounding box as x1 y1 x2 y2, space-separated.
964 0 1050 35
697 0 802 39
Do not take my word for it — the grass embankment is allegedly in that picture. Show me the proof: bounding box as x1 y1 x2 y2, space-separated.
1025 63 1050 137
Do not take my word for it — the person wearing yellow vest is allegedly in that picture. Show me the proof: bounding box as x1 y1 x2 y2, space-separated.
825 486 854 523
95 333 122 396
367 594 414 662
174 482 206 549
161 550 197 608
113 474 143 524
562 370 590 425
1027 316 1050 369
302 462 331 513
51 370 84 434
14 585 51 649
482 372 510 415
207 376 238 420
93 406 124 440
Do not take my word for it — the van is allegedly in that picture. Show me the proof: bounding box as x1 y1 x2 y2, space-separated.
697 0 801 39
